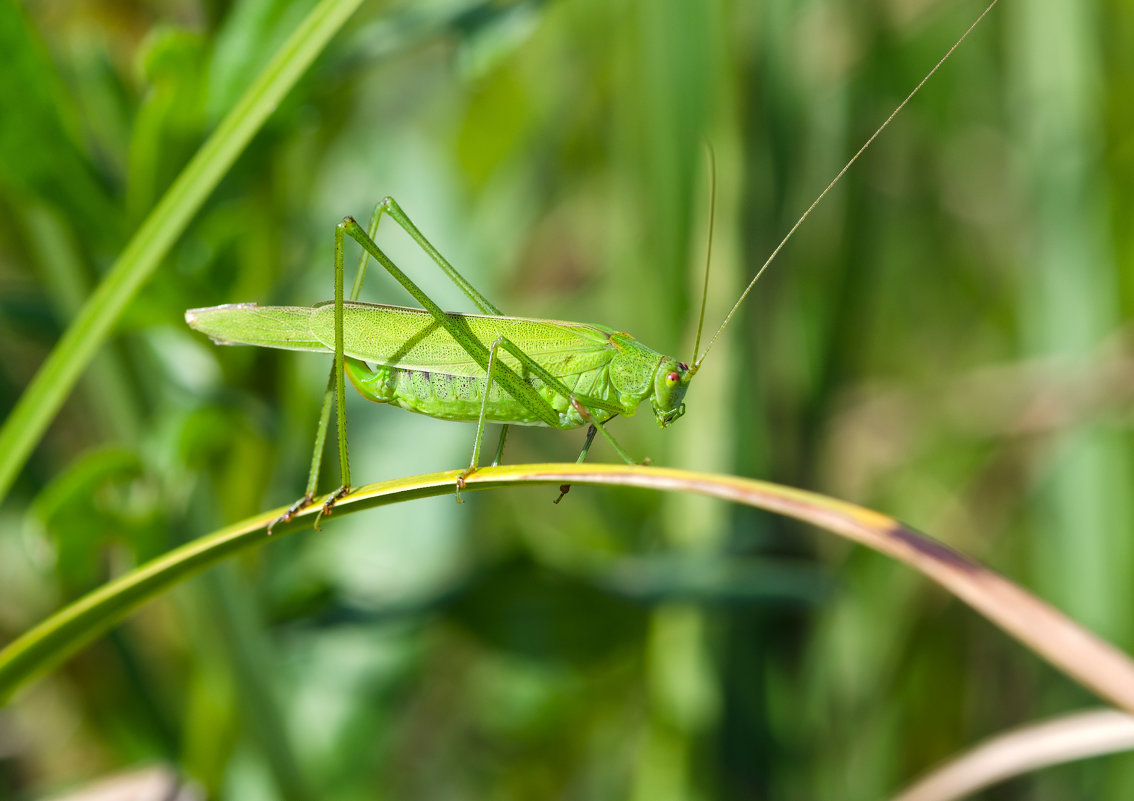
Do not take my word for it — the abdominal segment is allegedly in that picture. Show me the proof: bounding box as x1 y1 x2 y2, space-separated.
344 358 612 429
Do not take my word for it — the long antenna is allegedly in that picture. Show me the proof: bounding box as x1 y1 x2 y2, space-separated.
690 0 999 373
691 145 718 365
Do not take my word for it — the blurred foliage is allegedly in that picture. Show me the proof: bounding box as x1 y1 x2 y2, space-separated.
1 0 1133 799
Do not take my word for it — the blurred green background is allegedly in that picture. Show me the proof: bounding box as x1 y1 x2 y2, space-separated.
2 0 1133 798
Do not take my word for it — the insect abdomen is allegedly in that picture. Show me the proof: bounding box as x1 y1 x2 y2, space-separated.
345 359 614 428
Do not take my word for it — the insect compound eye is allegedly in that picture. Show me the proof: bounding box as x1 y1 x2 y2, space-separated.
666 372 679 384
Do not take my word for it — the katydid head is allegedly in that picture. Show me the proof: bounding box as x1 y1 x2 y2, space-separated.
651 358 692 428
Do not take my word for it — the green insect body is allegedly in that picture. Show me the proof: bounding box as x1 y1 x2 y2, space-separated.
185 301 691 430
185 1 994 528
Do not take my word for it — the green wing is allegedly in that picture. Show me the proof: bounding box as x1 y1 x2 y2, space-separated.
186 302 619 380
185 304 322 350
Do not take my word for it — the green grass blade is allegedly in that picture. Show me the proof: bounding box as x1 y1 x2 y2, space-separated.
3 464 1133 716
0 0 365 506
0 1 119 246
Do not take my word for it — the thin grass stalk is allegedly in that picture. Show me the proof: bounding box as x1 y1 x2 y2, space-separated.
2 463 1133 718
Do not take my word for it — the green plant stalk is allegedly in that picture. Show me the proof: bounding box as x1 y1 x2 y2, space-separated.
3 463 1133 714
0 0 364 507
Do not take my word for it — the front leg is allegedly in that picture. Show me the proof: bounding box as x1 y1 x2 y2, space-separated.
491 335 637 464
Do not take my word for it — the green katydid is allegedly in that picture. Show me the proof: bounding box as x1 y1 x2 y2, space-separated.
185 0 997 531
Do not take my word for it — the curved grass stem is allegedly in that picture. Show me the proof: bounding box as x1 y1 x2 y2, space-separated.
2 463 1133 714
